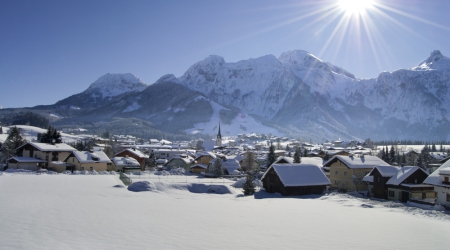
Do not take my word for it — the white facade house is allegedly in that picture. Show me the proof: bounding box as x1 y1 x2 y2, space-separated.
423 160 450 208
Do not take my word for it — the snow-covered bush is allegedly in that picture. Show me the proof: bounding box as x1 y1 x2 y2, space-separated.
170 168 185 175
154 170 170 176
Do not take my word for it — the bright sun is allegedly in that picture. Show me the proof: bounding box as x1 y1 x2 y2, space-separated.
338 0 374 15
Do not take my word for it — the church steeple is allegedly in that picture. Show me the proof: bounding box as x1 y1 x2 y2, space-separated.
216 122 222 147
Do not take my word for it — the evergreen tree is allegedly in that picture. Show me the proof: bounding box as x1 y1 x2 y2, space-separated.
431 143 436 152
303 148 308 157
266 143 277 169
213 158 223 177
420 146 431 169
242 172 256 195
293 147 301 163
389 145 395 163
416 155 423 168
39 126 62 144
402 153 406 165
0 126 2 134
1 126 26 162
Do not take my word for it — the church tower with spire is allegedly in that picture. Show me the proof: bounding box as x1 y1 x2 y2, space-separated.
216 122 222 147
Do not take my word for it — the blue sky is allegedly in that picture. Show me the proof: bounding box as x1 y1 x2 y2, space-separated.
1 0 449 108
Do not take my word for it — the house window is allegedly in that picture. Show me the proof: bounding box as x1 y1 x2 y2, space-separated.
445 176 449 182
447 193 450 202
344 171 347 176
52 152 58 161
335 170 338 175
389 190 395 197
334 181 339 185
422 193 426 199
81 167 84 171
90 167 93 171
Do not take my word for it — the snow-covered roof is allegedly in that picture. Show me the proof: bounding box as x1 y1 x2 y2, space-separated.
195 151 216 160
223 159 240 173
190 164 207 169
274 156 293 164
21 142 76 152
363 175 374 182
72 150 111 163
386 166 427 186
116 148 149 158
111 157 141 167
423 160 450 187
300 157 324 168
369 165 401 177
262 164 331 187
324 155 390 169
429 152 448 160
7 157 47 163
166 156 194 165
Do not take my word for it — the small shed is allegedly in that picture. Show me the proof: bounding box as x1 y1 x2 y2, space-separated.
261 163 331 196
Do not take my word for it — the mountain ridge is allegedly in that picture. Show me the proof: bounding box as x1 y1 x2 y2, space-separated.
1 50 449 142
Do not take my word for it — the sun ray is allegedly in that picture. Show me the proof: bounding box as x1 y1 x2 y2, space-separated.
375 2 450 32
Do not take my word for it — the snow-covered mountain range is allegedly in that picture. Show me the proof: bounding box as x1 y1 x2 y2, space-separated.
1 50 449 141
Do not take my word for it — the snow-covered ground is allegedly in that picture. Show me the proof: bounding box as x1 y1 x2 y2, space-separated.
1 171 449 250
0 125 83 144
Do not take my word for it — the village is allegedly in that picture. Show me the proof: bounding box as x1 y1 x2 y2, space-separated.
1 123 449 211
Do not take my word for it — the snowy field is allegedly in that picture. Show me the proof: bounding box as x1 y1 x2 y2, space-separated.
1 172 449 250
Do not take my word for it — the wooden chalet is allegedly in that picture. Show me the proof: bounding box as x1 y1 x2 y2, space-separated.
261 163 330 196
115 148 149 170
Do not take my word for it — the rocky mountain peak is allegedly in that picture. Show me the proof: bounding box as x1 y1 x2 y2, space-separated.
414 50 450 70
85 73 148 98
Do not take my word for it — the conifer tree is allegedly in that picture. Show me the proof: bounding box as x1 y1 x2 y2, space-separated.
0 126 3 134
266 143 277 169
293 147 301 163
1 126 26 162
389 145 395 163
242 172 256 195
213 158 223 177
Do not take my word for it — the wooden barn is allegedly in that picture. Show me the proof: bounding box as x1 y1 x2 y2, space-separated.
261 163 331 196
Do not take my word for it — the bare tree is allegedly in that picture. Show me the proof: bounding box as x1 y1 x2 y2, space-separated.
352 171 367 192
241 151 258 172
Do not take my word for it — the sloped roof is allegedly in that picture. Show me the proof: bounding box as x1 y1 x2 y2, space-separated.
116 148 149 158
7 157 47 163
423 160 450 187
324 155 391 169
195 151 216 160
20 142 76 152
190 164 207 169
369 165 401 177
262 164 331 187
111 156 140 167
166 156 194 165
274 156 293 164
72 150 111 163
386 166 428 186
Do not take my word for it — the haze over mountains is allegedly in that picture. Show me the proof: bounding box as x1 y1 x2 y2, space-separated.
1 50 449 142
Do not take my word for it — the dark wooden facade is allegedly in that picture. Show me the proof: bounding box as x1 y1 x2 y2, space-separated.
262 167 327 196
371 168 392 199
